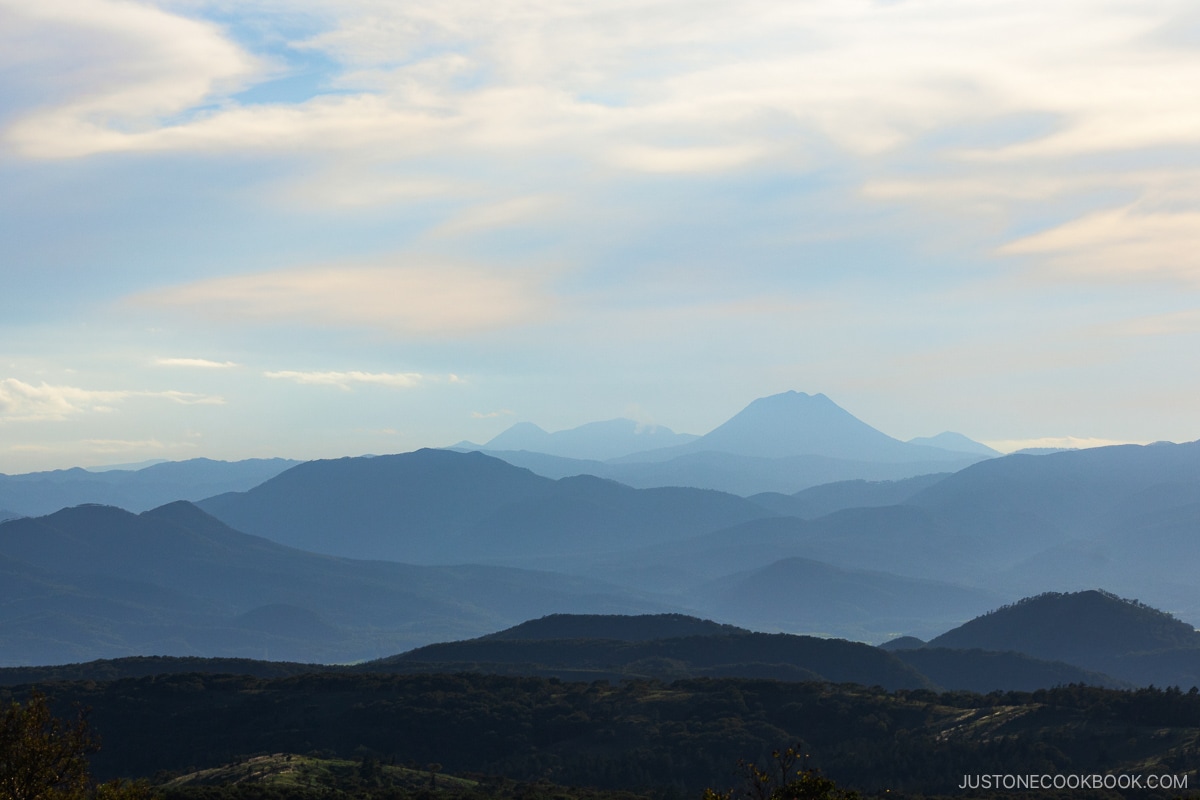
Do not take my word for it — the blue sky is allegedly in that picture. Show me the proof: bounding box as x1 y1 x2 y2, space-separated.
2 0 1200 472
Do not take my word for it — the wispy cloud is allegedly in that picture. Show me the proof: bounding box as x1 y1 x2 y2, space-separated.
1000 206 1200 284
131 262 555 335
984 436 1145 454
471 409 514 419
154 357 240 369
1 0 260 158
0 378 224 423
264 370 427 390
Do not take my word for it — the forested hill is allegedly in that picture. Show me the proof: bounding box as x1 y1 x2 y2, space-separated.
8 673 1200 797
929 589 1200 661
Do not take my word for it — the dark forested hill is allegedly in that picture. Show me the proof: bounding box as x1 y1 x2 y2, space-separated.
9 673 1200 797
374 628 935 690
927 590 1200 687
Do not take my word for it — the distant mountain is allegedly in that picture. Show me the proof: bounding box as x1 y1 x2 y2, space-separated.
694 557 1003 641
749 473 949 518
616 392 989 464
477 418 699 461
927 590 1200 687
481 613 750 642
0 508 20 523
199 449 770 564
907 432 1001 457
0 457 300 516
479 448 975 496
0 502 673 666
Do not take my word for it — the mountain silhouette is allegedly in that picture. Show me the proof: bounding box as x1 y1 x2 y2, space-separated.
199 449 769 564
0 501 673 666
907 432 1001 457
927 590 1200 686
0 457 298 517
616 391 989 464
479 418 698 460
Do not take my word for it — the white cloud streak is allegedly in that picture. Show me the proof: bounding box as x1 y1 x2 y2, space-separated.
0 378 225 423
263 370 427 390
155 357 240 368
131 262 554 335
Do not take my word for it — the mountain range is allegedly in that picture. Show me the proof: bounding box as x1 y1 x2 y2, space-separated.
3 388 1199 678
454 391 992 495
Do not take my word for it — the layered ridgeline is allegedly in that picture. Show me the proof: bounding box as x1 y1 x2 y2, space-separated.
576 439 1200 627
367 612 1114 691
0 610 1114 693
461 391 991 495
0 502 674 666
0 457 299 517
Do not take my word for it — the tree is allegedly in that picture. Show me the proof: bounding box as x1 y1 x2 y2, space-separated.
0 691 153 800
704 746 860 800
0 690 95 800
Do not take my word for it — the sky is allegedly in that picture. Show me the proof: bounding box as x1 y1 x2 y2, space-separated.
2 0 1200 473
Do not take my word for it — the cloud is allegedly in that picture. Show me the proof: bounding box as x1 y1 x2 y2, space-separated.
431 195 560 237
1000 206 1200 283
154 357 240 368
131 262 555 335
0 378 224 422
1 0 260 158
983 436 1144 454
471 409 514 419
264 370 427 390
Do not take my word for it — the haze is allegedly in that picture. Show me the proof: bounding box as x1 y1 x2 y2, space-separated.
3 0 1200 473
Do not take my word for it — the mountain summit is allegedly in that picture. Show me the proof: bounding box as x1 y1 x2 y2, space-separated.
621 391 979 464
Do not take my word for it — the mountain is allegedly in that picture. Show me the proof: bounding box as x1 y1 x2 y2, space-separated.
0 502 674 666
481 448 971 496
694 557 1003 641
907 432 1001 457
616 392 988 464
749 473 949 518
479 418 699 460
927 590 1200 687
0 457 299 516
198 449 770 564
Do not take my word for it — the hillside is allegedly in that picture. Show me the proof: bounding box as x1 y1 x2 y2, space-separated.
198 449 770 564
374 628 935 690
0 458 299 516
13 672 1200 797
927 590 1200 686
0 502 672 665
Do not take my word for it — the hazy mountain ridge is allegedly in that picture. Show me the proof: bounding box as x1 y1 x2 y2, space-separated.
479 418 699 461
198 449 772 563
0 457 299 517
0 501 677 666
458 392 988 495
